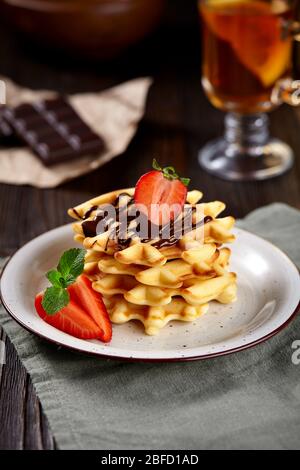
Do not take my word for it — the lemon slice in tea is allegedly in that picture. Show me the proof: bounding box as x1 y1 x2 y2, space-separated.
201 0 292 87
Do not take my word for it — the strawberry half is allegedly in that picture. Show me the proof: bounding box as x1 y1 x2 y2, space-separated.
35 292 104 340
68 275 112 342
134 159 190 226
35 275 112 342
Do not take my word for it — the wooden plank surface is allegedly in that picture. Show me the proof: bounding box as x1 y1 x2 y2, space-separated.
0 0 299 449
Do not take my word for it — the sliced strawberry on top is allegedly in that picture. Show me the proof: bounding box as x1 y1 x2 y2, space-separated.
68 275 112 343
35 292 104 340
134 159 190 226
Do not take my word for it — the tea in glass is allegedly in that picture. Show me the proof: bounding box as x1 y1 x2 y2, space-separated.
200 0 294 113
198 0 298 180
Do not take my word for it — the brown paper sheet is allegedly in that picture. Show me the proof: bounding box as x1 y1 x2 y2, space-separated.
0 77 152 188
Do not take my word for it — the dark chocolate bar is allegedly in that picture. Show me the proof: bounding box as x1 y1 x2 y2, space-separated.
0 105 22 147
3 98 104 166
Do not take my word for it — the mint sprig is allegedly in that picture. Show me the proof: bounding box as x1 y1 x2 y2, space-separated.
42 287 70 315
41 248 86 315
152 158 190 187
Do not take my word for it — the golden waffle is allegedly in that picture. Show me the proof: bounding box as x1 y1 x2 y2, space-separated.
181 272 237 305
115 239 216 267
103 295 210 336
92 274 138 296
68 188 135 220
135 247 230 288
69 187 237 335
69 188 235 262
83 250 106 276
92 271 236 307
115 243 167 266
98 254 143 276
88 245 230 286
74 216 235 258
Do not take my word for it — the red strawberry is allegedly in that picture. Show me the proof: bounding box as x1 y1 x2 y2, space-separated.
68 275 112 342
134 159 190 225
35 275 112 342
35 292 104 340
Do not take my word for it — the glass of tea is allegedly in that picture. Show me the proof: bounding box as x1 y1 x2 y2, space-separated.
199 0 300 181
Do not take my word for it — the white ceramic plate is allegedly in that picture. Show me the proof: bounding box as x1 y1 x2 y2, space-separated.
1 225 299 361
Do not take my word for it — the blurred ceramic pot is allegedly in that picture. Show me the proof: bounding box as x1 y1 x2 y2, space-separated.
0 0 166 59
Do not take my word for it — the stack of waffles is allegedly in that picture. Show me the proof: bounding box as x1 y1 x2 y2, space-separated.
68 188 237 335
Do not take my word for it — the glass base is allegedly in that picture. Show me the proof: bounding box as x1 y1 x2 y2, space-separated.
199 137 294 181
198 113 294 181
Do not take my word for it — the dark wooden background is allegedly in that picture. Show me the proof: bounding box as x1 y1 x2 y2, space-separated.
0 0 300 449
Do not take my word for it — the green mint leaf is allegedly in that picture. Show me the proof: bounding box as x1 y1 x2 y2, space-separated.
46 269 64 288
41 286 70 315
57 248 86 280
64 274 77 287
180 177 190 187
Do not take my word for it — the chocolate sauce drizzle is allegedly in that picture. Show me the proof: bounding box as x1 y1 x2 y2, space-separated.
81 193 134 244
72 205 98 222
79 193 212 250
151 213 212 249
83 205 99 220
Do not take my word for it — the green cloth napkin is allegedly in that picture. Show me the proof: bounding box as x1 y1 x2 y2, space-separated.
0 203 300 450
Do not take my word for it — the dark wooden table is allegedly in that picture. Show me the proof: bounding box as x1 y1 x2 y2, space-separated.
0 0 300 450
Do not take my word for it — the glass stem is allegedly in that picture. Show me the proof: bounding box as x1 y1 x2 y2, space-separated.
224 113 270 157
